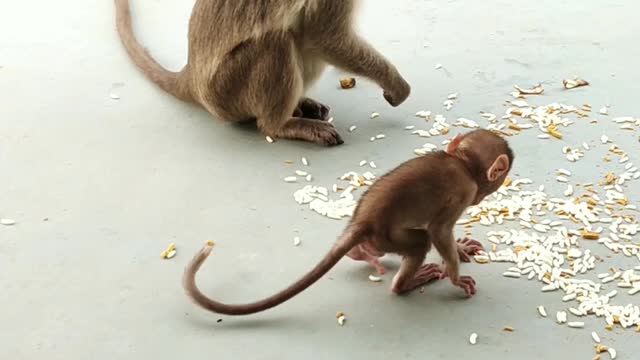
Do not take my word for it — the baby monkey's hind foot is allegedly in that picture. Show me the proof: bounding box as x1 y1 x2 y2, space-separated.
456 237 485 262
391 263 442 295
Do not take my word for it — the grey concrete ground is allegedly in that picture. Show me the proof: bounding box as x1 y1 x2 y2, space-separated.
1 0 639 359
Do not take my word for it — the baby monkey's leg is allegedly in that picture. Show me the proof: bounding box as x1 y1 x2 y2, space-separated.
389 229 441 294
456 237 485 262
391 255 442 295
346 242 386 275
432 229 477 297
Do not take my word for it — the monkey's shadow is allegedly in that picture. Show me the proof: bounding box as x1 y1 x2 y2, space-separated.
231 120 259 132
344 257 400 278
345 256 475 303
187 313 312 332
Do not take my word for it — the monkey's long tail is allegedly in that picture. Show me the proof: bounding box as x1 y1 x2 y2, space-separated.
183 226 365 316
114 0 193 102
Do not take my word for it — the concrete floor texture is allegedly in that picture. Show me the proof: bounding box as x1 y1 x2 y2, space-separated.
2 0 640 359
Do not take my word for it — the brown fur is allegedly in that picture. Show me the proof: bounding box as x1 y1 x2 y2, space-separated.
114 0 411 146
183 129 514 316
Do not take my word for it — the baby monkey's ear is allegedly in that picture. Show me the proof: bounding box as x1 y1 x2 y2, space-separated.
486 154 510 182
446 134 464 154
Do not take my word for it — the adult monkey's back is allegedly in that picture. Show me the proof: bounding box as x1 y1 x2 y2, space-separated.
114 0 411 146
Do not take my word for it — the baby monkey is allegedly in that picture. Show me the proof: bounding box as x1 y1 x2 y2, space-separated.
114 0 411 146
184 129 514 315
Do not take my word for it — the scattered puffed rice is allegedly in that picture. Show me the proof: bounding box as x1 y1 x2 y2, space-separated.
469 333 478 345
538 305 548 317
370 112 380 119
514 84 544 95
0 218 16 226
284 176 297 183
592 331 601 343
564 185 574 197
368 275 382 282
563 78 589 89
556 311 568 324
339 77 356 89
294 185 356 220
293 236 301 246
266 136 274 143
349 125 357 132
511 100 529 108
161 243 177 259
600 106 608 115
443 100 454 110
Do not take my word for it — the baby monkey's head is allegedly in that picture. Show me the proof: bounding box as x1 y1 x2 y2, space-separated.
447 129 515 204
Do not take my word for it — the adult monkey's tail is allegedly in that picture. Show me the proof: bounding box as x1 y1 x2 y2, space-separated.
114 0 193 102
183 225 366 316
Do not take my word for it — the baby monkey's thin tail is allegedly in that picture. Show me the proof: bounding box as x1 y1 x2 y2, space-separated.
183 226 365 316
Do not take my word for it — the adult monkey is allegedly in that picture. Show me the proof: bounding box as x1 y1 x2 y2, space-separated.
114 0 411 146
